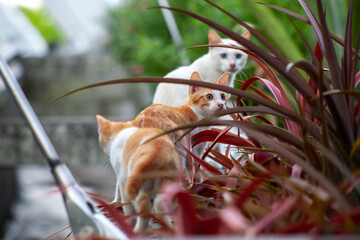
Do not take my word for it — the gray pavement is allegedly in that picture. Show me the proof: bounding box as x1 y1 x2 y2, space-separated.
4 164 71 240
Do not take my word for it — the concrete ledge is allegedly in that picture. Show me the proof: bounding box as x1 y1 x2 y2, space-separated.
0 116 106 165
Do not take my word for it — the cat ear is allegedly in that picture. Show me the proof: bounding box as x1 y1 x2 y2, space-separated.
189 71 203 94
216 72 229 86
208 29 222 45
190 71 202 81
96 115 110 131
242 31 251 40
96 115 111 148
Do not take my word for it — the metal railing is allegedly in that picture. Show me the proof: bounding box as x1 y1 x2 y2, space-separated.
158 0 190 66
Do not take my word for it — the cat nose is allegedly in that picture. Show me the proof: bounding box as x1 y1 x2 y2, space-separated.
218 103 224 109
230 63 235 69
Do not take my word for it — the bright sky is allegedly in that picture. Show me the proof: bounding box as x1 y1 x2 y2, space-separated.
0 0 43 8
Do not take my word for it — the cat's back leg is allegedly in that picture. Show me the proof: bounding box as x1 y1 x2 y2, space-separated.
153 193 173 229
113 178 121 202
119 178 136 226
133 190 151 233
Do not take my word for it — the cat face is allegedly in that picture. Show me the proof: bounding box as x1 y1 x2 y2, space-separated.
188 72 229 119
208 30 249 74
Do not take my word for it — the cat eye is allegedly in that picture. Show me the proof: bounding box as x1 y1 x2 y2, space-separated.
221 93 227 100
205 94 213 100
236 53 242 59
220 53 227 59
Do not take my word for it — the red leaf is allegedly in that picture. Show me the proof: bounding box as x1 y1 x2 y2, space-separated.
234 173 271 209
329 206 360 224
254 151 276 165
195 217 221 235
240 76 300 136
180 143 222 175
191 129 255 149
174 192 199 235
209 149 234 170
236 79 275 103
309 42 323 94
242 115 274 125
175 190 222 235
219 206 249 232
355 71 360 88
313 41 323 66
225 167 240 189
280 220 316 234
192 128 275 166
356 102 360 116
291 163 302 178
175 191 222 235
90 194 136 238
193 180 222 198
247 196 297 235
300 42 323 122
201 126 232 159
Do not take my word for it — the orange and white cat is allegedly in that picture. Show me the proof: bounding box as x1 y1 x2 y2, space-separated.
133 71 229 163
97 117 181 233
153 29 249 107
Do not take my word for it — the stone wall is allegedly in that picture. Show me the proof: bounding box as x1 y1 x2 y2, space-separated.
0 116 109 166
0 115 118 200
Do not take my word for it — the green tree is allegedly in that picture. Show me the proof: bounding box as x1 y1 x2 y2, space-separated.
20 6 64 46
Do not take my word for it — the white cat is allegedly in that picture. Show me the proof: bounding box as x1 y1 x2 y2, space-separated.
153 29 250 107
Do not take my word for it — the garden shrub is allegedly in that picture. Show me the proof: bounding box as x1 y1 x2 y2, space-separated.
57 0 360 237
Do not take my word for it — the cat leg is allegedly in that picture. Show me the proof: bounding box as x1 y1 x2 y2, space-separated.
192 142 206 158
119 179 136 226
112 178 122 202
175 144 193 183
134 192 150 233
154 194 173 229
191 142 208 182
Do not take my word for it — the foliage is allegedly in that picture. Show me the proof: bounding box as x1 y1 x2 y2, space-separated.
105 0 310 77
19 6 64 46
56 0 360 238
105 0 238 77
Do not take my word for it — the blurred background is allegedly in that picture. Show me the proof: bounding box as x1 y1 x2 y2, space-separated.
0 0 350 239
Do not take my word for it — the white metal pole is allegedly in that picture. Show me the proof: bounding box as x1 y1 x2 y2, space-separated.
158 0 190 66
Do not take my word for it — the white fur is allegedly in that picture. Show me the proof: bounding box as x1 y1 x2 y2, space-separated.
107 127 138 202
153 39 247 107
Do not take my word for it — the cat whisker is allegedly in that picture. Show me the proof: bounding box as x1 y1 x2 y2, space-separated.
99 158 111 168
